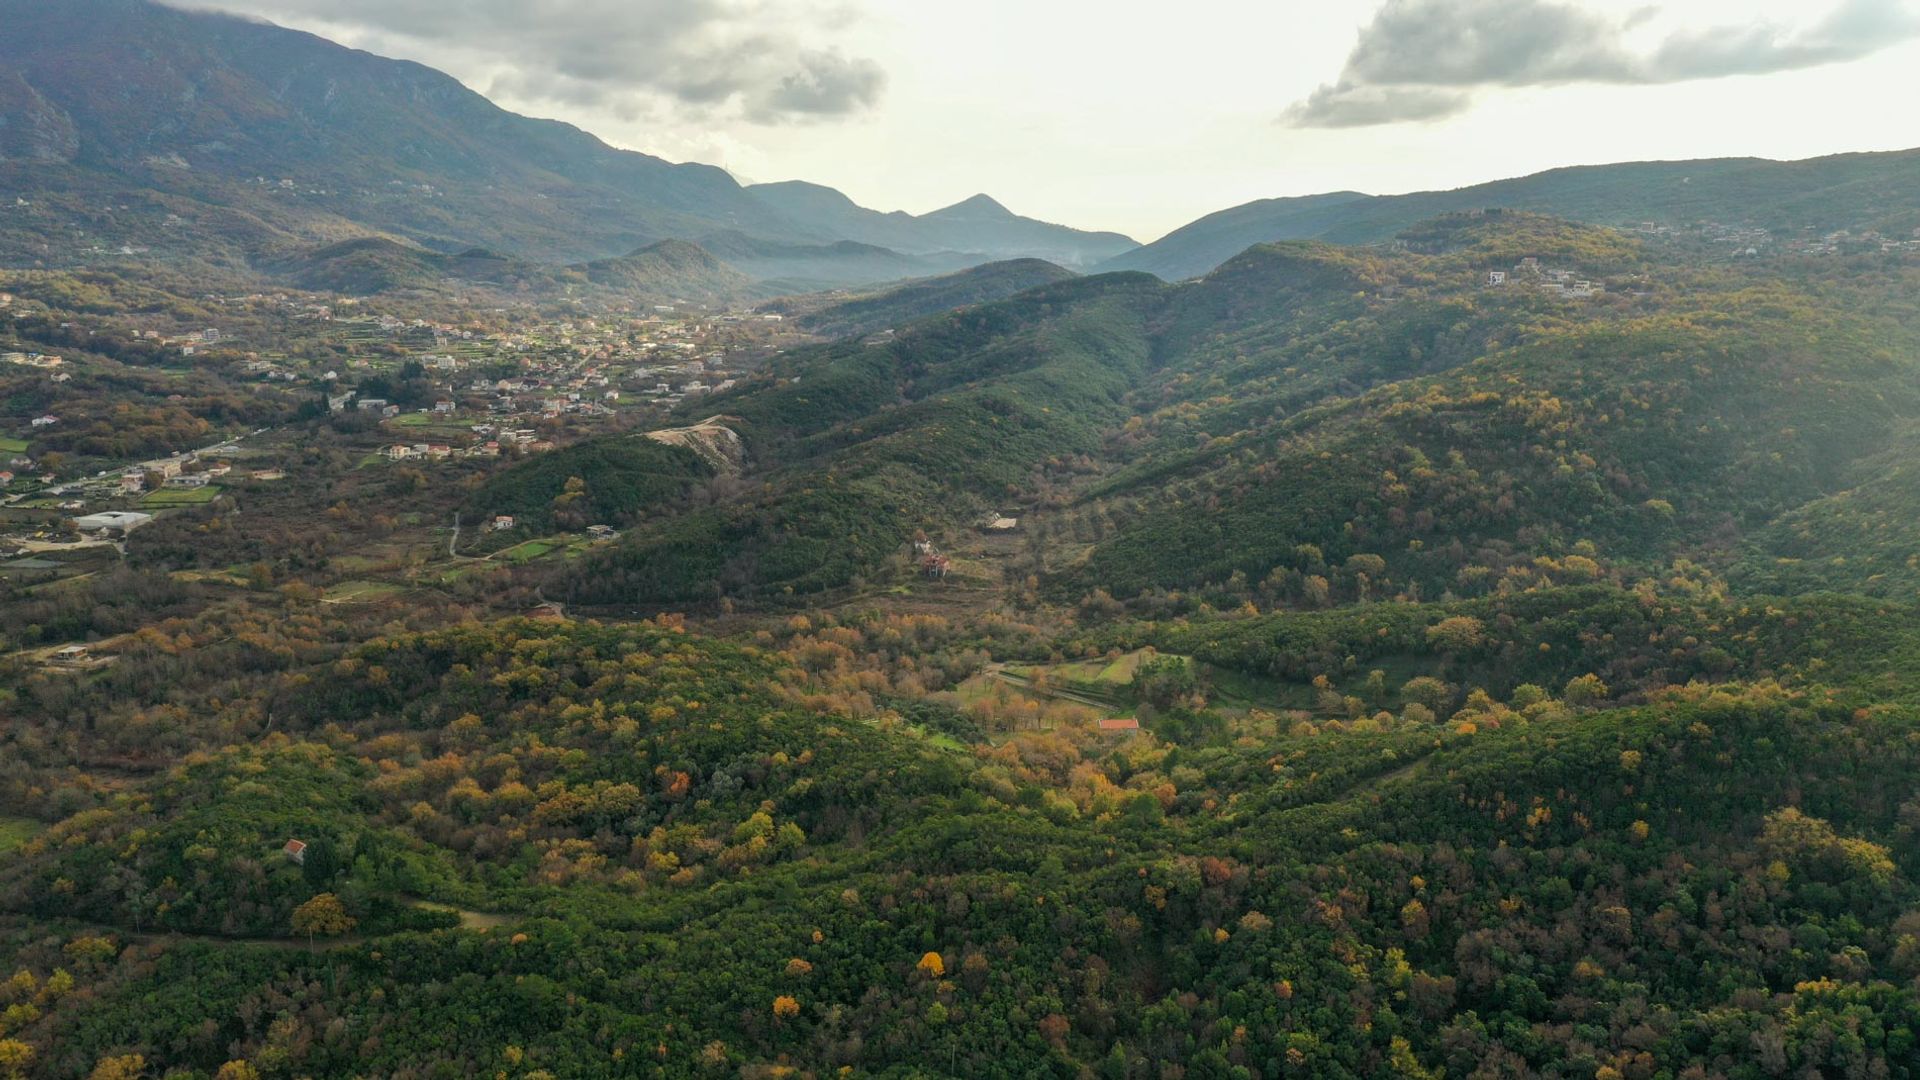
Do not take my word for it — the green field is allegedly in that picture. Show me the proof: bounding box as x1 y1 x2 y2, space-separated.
0 817 41 855
498 538 562 563
388 413 469 438
322 579 404 603
0 436 29 453
143 485 222 506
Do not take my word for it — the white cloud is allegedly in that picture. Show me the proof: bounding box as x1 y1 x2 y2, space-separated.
1285 0 1920 127
173 0 887 124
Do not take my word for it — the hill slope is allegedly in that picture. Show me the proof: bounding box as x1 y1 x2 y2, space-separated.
0 0 1129 287
266 235 758 304
1107 149 1920 280
0 0 796 264
774 258 1080 340
536 213 1920 611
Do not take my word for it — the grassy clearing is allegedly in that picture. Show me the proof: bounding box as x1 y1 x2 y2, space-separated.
1008 647 1162 691
388 414 468 437
143 485 221 507
499 538 563 564
0 437 29 453
323 579 404 603
0 817 42 855
169 569 251 587
410 899 513 930
330 554 388 573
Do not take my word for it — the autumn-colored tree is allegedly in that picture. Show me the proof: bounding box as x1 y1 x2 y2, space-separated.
1563 673 1610 707
1038 1013 1071 1047
87 1055 145 1080
291 892 356 947
771 995 800 1019
915 951 945 977
1400 898 1431 939
1425 615 1486 653
0 1039 33 1080
214 1062 261 1080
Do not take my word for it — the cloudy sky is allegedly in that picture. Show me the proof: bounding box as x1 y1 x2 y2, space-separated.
178 0 1920 240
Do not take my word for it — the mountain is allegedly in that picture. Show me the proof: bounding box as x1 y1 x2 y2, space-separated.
1105 149 1920 280
266 235 756 304
771 257 1079 340
0 0 804 264
692 231 981 292
749 181 1139 269
535 211 1920 613
575 239 757 304
0 0 1120 290
267 237 537 295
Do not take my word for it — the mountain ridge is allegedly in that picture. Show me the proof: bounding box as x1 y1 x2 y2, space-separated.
0 0 1133 287
747 182 1136 269
1104 149 1920 279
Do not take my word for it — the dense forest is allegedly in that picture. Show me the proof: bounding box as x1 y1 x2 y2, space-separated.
3 210 1919 1078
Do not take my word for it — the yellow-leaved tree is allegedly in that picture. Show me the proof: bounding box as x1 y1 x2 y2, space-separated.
291 892 357 948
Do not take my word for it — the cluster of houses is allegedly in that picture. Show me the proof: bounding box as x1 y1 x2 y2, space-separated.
1789 228 1920 257
1486 258 1605 299
240 358 301 382
382 425 553 463
1 348 70 397
1642 220 1920 260
3 350 64 372
121 326 229 358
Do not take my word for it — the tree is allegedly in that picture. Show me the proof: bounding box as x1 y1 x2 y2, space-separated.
0 1040 32 1080
1400 677 1454 712
916 951 946 978
1425 616 1486 653
87 1056 144 1080
301 837 339 890
1563 673 1609 707
291 893 356 948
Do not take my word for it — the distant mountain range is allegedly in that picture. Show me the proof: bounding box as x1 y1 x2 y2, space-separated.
0 0 1135 291
8 0 1920 300
1103 150 1920 280
747 184 1136 269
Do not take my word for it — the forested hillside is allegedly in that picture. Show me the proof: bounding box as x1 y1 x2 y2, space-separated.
773 259 1081 341
539 211 1920 614
0 0 1134 294
3 208 1919 1078
1103 149 1920 280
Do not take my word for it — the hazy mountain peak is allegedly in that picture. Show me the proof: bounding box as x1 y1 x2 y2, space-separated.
927 193 1015 220
746 180 864 212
